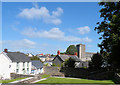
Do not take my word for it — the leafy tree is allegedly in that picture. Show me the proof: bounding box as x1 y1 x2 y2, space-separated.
89 53 103 70
63 57 75 68
95 2 120 71
66 45 77 55
60 52 66 54
30 56 43 63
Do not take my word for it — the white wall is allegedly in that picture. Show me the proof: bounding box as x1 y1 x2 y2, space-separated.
15 62 31 75
40 68 44 73
31 66 44 75
39 58 45 62
0 52 32 79
0 53 11 79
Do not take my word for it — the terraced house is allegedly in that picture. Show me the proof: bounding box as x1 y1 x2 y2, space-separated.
0 49 32 79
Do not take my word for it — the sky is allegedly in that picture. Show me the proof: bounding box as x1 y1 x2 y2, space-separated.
1 2 102 55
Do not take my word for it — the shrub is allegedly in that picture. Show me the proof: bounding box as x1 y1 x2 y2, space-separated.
63 57 75 68
89 52 103 70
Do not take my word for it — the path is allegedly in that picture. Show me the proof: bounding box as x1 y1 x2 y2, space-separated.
31 77 48 83
31 76 82 83
10 77 34 83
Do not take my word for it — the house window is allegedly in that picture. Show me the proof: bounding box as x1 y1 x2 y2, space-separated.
9 65 11 68
27 68 29 73
27 62 29 67
23 62 25 67
16 69 19 73
23 68 25 74
16 62 19 68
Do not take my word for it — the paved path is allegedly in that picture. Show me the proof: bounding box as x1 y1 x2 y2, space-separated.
31 77 49 83
10 77 34 83
8 76 82 84
31 76 82 83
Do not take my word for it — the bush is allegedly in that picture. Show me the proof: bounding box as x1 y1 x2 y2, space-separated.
45 63 49 66
52 63 56 66
89 52 103 70
63 57 75 68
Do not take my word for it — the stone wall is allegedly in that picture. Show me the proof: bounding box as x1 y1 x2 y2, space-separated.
44 66 64 77
61 67 114 80
61 67 89 78
10 73 34 79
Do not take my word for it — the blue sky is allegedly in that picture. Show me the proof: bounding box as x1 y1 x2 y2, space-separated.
2 2 102 55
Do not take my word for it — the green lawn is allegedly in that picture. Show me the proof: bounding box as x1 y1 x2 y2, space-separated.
41 74 51 79
0 77 27 83
36 77 114 84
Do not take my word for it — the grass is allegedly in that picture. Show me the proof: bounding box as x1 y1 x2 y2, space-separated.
0 77 27 83
36 77 114 84
41 74 51 79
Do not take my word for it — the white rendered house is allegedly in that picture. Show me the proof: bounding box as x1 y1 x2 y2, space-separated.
31 60 44 74
0 49 32 79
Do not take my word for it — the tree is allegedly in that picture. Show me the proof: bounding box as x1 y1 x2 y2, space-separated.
89 53 103 70
95 2 120 71
30 56 43 63
66 45 77 55
63 57 75 68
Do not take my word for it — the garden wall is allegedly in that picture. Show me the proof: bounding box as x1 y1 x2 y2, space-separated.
10 73 34 79
61 67 114 80
44 66 64 77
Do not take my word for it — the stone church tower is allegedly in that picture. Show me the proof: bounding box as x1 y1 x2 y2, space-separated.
76 44 86 59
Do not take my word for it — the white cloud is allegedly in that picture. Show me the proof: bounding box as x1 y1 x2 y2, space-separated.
3 39 36 49
0 40 2 45
77 26 90 34
32 2 39 9
21 27 64 39
52 7 63 17
18 6 63 25
21 27 92 43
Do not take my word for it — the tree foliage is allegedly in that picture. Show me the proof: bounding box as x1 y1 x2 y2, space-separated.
63 57 75 68
95 2 120 71
30 56 43 63
66 45 77 55
89 53 103 70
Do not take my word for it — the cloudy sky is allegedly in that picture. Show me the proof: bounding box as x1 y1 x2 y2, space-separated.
2 2 102 55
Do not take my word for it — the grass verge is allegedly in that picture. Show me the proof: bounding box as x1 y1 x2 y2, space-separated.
0 77 27 83
41 74 50 79
36 77 114 84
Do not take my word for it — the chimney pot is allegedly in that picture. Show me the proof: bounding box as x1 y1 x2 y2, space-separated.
74 52 77 56
57 50 60 55
4 49 8 53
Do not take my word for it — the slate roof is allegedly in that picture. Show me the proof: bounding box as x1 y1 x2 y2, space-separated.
6 52 31 62
32 60 43 69
55 55 81 62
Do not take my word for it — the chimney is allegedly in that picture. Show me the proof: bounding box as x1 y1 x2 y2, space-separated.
57 50 60 55
74 52 77 56
4 49 8 53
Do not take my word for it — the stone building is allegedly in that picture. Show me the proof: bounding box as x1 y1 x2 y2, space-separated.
76 44 95 61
